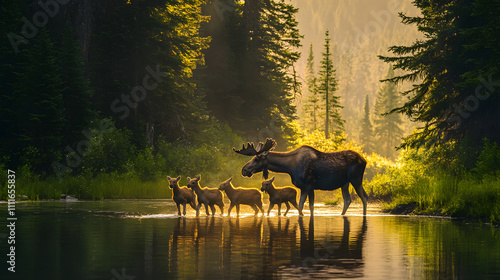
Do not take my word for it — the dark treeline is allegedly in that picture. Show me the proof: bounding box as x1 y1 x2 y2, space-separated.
0 0 301 179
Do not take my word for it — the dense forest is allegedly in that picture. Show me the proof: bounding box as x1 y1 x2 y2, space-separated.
0 0 499 222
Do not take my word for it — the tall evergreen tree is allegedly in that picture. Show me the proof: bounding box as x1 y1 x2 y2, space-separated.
373 66 404 159
379 0 500 148
90 0 210 145
360 94 374 154
58 23 95 145
12 29 65 170
303 42 319 131
318 30 343 139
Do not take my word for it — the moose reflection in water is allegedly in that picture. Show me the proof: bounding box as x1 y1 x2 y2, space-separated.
168 216 367 279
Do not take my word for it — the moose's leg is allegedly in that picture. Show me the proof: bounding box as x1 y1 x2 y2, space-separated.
228 203 235 217
189 201 197 212
176 203 181 216
204 203 210 216
298 190 308 216
251 205 259 216
267 203 274 216
290 199 302 215
308 190 315 216
257 201 264 215
236 204 240 217
182 203 187 216
351 178 368 216
284 201 291 216
210 204 216 216
341 183 351 215
277 203 282 216
218 203 224 216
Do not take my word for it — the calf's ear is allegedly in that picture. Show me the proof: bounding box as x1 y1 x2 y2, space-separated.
167 176 172 181
187 177 191 181
176 176 181 181
196 174 201 181
270 176 275 182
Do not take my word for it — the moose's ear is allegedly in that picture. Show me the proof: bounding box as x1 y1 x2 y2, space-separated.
270 176 275 182
176 176 181 181
167 176 172 181
196 174 201 181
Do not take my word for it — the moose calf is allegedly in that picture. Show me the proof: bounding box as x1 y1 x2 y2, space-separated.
187 175 224 216
168 176 197 216
261 177 302 216
218 177 264 216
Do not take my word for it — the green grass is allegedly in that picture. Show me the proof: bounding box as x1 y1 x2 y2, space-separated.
0 170 172 201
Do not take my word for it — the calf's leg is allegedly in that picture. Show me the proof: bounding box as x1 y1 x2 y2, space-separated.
284 201 291 216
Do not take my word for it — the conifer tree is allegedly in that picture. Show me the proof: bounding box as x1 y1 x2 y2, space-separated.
303 43 319 131
13 29 65 170
360 94 374 154
318 30 344 139
58 23 95 145
379 0 500 147
373 66 404 159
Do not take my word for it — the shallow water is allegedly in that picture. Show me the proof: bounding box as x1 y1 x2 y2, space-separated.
1 200 499 279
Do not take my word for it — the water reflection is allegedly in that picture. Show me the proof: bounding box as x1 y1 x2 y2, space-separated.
3 202 500 280
167 215 368 279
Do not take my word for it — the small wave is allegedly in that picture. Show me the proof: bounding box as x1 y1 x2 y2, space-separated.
123 214 181 219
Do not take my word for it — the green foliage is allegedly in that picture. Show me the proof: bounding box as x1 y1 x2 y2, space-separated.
368 140 500 223
373 66 404 159
379 0 500 148
79 120 136 175
201 0 302 144
473 139 500 176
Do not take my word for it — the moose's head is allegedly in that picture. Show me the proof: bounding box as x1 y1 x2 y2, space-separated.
260 176 275 192
167 175 181 189
233 138 277 179
186 175 201 189
218 177 232 191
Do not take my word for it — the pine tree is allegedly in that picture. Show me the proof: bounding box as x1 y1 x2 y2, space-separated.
12 29 65 170
373 66 404 159
318 30 344 139
303 42 320 131
58 23 95 145
379 0 500 148
360 94 374 154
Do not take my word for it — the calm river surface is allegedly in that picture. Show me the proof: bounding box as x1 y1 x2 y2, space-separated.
1 200 499 279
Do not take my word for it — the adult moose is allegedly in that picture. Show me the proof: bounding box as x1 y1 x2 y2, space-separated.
233 138 368 216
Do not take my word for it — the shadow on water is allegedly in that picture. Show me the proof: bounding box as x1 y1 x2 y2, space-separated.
167 215 367 279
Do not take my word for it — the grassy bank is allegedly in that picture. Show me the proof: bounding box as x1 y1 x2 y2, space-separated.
368 140 500 223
